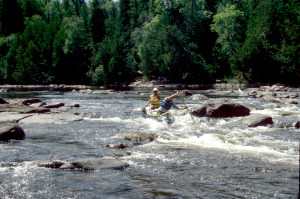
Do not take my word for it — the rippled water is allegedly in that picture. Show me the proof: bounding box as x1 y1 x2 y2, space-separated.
0 89 299 198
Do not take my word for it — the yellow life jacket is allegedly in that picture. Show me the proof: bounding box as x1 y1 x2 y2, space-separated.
150 95 160 108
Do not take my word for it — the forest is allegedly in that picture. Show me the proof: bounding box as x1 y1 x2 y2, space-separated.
0 0 299 85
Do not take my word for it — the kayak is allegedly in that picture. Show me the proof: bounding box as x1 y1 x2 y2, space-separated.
141 108 175 124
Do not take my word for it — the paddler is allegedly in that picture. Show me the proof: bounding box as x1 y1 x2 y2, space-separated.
145 88 161 109
156 91 187 114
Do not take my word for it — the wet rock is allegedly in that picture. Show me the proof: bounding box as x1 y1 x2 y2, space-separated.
23 108 51 114
0 112 32 123
180 90 193 96
72 104 80 108
0 104 50 114
287 100 298 104
0 97 8 104
43 103 64 109
38 161 65 169
73 89 93 94
19 112 84 124
106 142 142 149
0 123 25 141
248 89 258 97
39 158 129 171
22 99 42 106
191 99 250 118
279 123 295 128
124 132 157 142
190 94 208 101
106 143 127 149
261 95 284 103
295 121 300 128
243 114 273 127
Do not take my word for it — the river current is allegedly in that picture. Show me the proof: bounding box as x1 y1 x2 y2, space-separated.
0 88 299 198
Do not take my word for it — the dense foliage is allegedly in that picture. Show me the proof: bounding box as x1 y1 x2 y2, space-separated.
0 0 299 85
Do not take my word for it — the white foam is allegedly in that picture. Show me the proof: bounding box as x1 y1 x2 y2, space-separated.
158 133 298 166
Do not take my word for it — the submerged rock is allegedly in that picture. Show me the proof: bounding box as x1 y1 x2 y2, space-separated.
191 99 250 118
243 114 273 127
0 123 25 141
124 132 157 142
39 158 129 171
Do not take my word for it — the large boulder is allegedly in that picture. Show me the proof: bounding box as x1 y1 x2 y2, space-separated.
124 132 157 142
39 158 129 171
190 94 208 101
0 123 25 141
243 114 274 127
191 99 250 118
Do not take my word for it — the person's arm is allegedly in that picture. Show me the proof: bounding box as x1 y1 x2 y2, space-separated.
166 91 180 100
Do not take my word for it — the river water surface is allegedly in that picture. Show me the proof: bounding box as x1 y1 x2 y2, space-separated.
0 88 299 198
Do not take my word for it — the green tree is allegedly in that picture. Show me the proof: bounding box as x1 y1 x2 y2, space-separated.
89 0 106 44
53 16 91 84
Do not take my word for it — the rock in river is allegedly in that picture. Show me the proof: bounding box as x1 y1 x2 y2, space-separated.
0 97 8 104
190 94 208 101
295 121 300 128
124 132 157 142
191 99 250 118
39 158 129 171
0 123 25 141
19 112 83 124
43 103 65 109
243 114 274 127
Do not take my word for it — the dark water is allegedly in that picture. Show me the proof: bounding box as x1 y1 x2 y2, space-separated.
0 89 299 198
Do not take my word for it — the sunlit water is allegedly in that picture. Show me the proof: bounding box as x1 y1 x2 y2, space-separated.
0 89 299 198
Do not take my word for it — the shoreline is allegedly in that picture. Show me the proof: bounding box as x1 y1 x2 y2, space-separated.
1 82 298 92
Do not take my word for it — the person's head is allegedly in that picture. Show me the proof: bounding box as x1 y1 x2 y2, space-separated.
152 88 159 95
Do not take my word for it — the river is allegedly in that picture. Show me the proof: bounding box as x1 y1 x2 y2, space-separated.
0 88 299 198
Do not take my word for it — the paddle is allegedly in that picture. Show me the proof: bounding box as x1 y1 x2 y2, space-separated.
178 95 195 123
